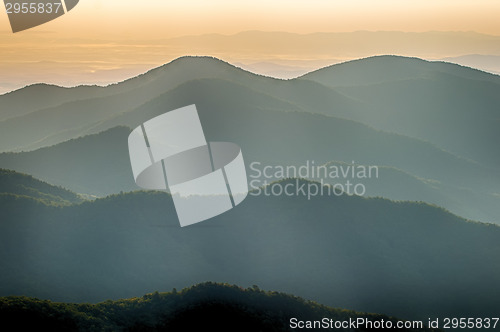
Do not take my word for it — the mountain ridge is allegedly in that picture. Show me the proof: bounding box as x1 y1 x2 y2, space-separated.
1 55 499 223
1 177 500 321
0 282 438 332
0 168 82 205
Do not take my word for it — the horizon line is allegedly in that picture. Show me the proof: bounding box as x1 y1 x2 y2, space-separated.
3 54 500 96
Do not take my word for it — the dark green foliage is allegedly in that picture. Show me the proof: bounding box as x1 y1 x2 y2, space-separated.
0 168 82 206
0 282 439 331
0 56 499 326
0 181 499 322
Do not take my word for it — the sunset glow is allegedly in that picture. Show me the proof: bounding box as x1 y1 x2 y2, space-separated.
1 0 500 93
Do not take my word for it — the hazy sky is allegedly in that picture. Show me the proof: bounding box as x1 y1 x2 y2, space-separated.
1 0 500 93
4 0 497 37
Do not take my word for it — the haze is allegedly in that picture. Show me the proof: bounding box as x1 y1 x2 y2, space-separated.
1 0 500 94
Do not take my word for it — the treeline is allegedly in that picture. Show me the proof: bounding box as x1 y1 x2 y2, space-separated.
1 171 500 321
0 282 438 331
0 168 82 206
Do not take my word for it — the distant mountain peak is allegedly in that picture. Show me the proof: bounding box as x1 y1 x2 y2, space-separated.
300 54 500 87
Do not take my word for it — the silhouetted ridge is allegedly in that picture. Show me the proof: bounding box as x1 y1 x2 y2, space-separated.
0 282 438 332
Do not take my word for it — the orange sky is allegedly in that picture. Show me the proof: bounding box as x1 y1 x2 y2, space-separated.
1 0 500 94
1 0 500 37
43 0 500 36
